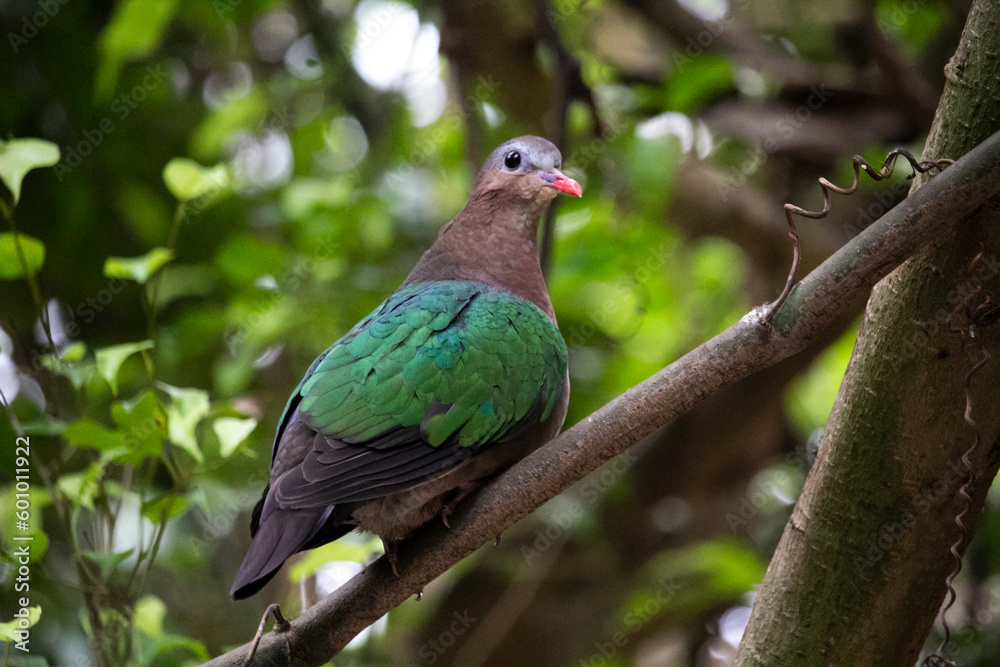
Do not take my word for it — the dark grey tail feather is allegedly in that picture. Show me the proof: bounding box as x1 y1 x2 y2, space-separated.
301 509 355 552
231 506 331 600
248 485 268 537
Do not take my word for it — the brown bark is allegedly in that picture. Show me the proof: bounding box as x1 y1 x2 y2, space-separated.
736 1 1000 664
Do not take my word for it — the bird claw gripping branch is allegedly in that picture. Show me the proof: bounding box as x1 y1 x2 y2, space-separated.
242 604 290 667
763 149 954 323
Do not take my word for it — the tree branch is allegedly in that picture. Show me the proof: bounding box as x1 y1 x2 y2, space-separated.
204 130 1000 667
736 1 1000 663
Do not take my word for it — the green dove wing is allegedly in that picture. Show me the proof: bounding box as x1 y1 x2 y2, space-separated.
270 280 567 509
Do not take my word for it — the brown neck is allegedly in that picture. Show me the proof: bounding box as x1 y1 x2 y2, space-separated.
401 189 555 321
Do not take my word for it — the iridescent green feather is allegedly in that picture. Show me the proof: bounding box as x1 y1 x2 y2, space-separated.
281 281 567 454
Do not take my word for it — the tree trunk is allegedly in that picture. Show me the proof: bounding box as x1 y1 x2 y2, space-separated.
736 1 1000 664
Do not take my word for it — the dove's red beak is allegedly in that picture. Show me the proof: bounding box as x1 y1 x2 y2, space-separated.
542 170 583 197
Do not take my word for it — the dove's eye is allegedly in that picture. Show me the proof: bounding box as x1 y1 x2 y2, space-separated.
504 151 522 170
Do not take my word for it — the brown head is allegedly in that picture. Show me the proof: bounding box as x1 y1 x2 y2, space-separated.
470 136 582 209
403 136 582 319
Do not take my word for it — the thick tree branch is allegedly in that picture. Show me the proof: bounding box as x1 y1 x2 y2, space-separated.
736 1 1000 664
204 130 1000 667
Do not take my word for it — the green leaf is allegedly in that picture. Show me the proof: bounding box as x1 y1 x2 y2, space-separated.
95 340 154 394
104 247 174 284
40 354 95 390
212 417 258 458
0 232 45 279
80 548 134 579
147 634 210 662
141 493 189 523
215 235 285 285
95 0 179 99
0 138 60 204
63 419 125 450
158 382 210 462
19 417 68 436
61 341 87 363
111 390 165 430
636 537 767 615
0 606 41 642
190 89 268 160
135 595 167 637
665 54 734 113
281 176 354 219
111 391 168 462
162 158 231 202
57 462 105 511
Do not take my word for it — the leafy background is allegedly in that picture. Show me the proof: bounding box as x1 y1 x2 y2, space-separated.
2 0 998 665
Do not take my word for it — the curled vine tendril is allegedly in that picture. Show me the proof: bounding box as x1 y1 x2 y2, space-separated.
764 149 954 322
923 264 997 667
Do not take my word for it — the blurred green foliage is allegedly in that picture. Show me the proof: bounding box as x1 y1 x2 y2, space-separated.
0 0 995 665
